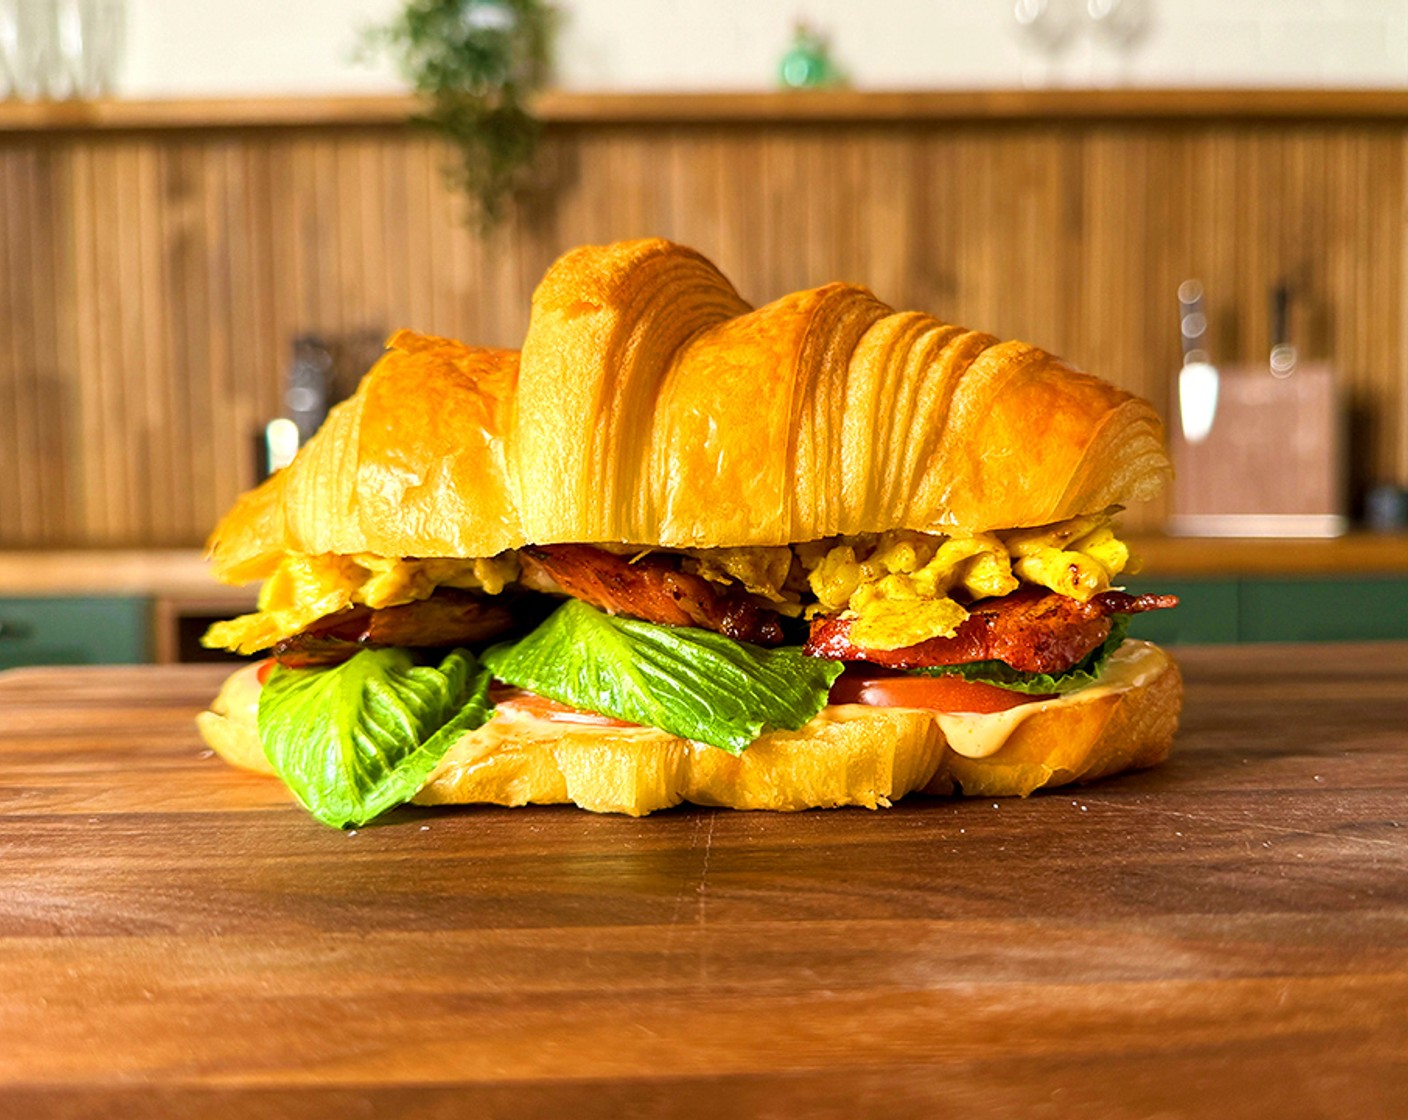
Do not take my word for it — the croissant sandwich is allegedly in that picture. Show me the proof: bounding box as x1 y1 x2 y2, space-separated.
197 238 1182 826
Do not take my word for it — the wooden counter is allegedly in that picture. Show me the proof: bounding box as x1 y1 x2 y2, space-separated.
0 645 1404 1114
1130 533 1408 576
0 549 247 601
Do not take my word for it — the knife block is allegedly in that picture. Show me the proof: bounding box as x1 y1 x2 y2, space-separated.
1168 363 1346 537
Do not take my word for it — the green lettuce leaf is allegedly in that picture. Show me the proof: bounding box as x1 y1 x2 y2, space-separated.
912 614 1131 695
258 647 492 828
482 599 843 754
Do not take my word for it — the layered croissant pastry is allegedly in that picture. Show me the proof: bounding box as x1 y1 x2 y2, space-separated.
198 238 1182 826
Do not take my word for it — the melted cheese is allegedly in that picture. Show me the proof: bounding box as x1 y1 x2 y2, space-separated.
934 641 1169 758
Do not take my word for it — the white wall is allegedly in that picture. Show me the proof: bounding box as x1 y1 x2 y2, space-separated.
119 0 1407 98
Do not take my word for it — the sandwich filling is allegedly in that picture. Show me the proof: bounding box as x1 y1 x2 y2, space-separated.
206 511 1164 666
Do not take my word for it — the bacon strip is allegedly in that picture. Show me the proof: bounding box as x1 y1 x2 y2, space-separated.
805 587 1177 676
520 544 784 646
272 589 516 668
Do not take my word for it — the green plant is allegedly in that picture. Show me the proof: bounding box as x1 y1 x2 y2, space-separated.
367 0 556 229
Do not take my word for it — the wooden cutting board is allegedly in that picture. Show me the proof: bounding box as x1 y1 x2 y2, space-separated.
1170 363 1346 536
0 650 1406 1117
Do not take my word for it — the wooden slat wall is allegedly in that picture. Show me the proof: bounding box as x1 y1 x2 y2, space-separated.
1 116 1404 546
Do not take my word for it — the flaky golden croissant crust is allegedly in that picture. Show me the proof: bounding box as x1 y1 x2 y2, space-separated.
209 239 1169 582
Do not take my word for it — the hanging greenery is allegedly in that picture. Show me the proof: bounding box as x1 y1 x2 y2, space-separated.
367 0 556 229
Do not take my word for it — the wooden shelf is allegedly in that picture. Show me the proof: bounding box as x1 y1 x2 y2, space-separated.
4 88 1408 133
537 88 1408 125
0 94 419 132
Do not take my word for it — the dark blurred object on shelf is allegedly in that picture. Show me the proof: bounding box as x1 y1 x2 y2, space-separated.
1365 484 1408 534
285 334 333 446
255 329 385 484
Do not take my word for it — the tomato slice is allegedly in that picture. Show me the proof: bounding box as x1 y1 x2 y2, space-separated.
256 659 276 686
829 670 1052 714
490 687 641 729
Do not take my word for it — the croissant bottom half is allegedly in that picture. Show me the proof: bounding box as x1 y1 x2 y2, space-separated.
197 644 1181 816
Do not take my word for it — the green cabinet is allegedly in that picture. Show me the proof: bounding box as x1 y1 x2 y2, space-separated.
0 597 150 669
1239 578 1408 642
1123 576 1408 644
1121 578 1240 645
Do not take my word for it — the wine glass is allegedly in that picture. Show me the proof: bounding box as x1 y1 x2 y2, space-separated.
0 0 16 98
56 0 124 98
5 0 62 100
1086 0 1152 85
1012 0 1080 87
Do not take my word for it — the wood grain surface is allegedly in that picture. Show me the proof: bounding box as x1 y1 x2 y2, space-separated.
3 100 1407 548
0 645 1405 1117
6 89 1408 132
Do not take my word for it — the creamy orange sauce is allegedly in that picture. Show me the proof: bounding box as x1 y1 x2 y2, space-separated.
931 641 1168 758
492 691 640 729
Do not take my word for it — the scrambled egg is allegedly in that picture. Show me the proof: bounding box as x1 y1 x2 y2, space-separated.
1003 516 1131 600
203 552 518 654
203 515 1134 656
796 514 1132 651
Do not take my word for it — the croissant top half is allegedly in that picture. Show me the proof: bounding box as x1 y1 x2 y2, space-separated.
209 239 1170 583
